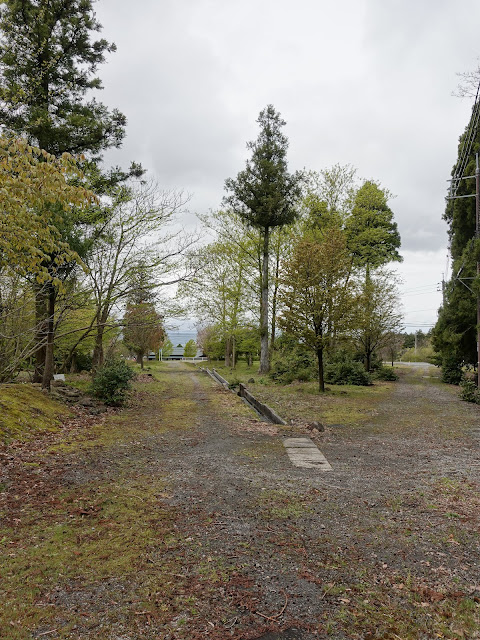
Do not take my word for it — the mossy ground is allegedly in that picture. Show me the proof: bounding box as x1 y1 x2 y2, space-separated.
2 361 480 639
0 384 68 443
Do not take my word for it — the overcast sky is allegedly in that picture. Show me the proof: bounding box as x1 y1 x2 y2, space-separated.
94 0 480 333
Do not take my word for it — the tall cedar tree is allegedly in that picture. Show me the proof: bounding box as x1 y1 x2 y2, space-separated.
224 105 301 373
432 112 480 373
0 0 126 387
345 180 402 370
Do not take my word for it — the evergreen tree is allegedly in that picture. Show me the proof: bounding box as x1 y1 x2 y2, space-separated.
224 105 302 373
0 0 125 155
432 113 479 376
345 180 402 269
0 0 126 387
345 180 402 370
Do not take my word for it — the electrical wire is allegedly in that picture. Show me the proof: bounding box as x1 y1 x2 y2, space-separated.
450 78 480 198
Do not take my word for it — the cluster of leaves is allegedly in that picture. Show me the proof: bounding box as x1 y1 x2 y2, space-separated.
374 366 399 381
440 355 464 385
270 336 316 384
91 359 136 406
460 378 480 403
324 354 372 386
0 137 95 283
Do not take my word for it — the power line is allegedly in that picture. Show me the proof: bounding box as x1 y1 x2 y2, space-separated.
449 79 480 198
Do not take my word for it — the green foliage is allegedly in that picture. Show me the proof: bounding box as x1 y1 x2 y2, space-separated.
303 164 357 229
0 0 125 156
324 355 372 386
401 346 435 363
440 354 464 385
183 339 197 358
433 107 480 368
92 358 135 406
352 268 404 371
223 104 302 374
0 136 94 281
161 338 174 358
459 379 480 403
224 105 302 231
374 366 399 381
345 180 402 268
270 337 316 384
279 227 356 391
123 302 164 367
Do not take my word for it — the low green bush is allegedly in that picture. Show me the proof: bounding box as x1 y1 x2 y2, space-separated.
460 379 480 404
374 366 399 381
324 357 371 386
441 355 464 385
92 358 136 406
270 338 316 384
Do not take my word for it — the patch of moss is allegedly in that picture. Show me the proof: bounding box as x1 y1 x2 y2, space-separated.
256 488 314 520
0 474 177 639
0 384 67 443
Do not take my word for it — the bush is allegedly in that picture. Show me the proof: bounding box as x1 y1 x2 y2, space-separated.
92 358 136 406
374 366 399 381
324 357 371 386
270 338 316 384
441 355 464 385
460 379 480 404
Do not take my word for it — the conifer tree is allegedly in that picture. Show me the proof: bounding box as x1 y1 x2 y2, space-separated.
0 0 125 155
432 115 480 376
345 180 402 370
224 105 301 373
0 0 126 386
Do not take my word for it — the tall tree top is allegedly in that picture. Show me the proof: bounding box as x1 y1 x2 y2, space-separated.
345 180 402 268
0 0 126 156
223 104 301 230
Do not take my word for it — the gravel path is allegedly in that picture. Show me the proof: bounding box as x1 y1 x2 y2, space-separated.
3 362 480 639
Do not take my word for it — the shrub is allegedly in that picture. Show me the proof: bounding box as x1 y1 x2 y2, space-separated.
270 338 315 384
460 379 480 404
441 355 463 385
324 357 371 386
92 358 136 406
374 366 399 381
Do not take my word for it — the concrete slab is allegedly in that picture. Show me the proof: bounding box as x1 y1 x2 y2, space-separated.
283 437 332 471
283 437 316 448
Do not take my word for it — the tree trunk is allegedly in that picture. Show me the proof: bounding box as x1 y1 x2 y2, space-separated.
225 336 231 367
363 264 372 371
136 351 144 369
92 324 105 370
270 243 281 355
259 227 270 374
247 353 253 367
42 283 56 390
232 335 236 369
33 284 48 382
316 347 325 393
365 348 371 373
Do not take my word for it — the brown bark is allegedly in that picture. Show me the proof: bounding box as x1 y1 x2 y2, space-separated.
33 284 48 382
41 283 55 390
259 228 270 374
225 336 232 367
317 347 325 393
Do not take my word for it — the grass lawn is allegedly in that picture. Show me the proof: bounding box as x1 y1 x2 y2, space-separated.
204 359 393 426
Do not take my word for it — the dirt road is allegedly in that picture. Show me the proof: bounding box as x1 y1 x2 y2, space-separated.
2 362 480 639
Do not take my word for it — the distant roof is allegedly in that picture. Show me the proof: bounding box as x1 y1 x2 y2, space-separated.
167 331 196 347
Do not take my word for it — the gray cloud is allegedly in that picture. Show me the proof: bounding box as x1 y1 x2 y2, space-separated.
95 0 480 257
